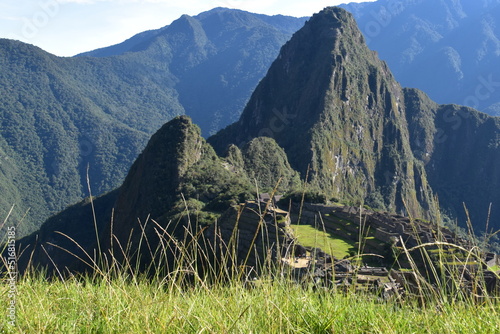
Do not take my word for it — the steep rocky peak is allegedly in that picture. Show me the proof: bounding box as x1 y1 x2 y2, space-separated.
209 6 435 219
213 7 400 142
110 116 204 236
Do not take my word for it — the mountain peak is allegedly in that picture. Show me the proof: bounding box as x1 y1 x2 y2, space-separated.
210 6 434 218
210 6 381 146
307 6 365 41
108 116 204 244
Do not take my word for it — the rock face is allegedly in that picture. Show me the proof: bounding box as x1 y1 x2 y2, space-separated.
210 7 437 219
211 7 500 231
108 116 205 247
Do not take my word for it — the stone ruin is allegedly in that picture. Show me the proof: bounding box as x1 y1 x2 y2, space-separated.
203 199 294 273
203 199 499 298
286 203 499 298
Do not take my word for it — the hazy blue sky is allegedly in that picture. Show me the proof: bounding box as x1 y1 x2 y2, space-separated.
1 0 374 57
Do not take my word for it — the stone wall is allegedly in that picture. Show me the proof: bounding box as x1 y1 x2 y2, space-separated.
203 201 294 273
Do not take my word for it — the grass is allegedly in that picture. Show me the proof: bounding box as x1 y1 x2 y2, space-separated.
1 272 499 333
2 190 500 333
489 265 500 272
290 223 356 258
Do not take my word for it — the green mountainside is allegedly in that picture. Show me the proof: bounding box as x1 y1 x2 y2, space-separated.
0 9 305 238
209 7 437 219
0 40 160 237
6 7 500 274
404 88 500 227
210 7 500 230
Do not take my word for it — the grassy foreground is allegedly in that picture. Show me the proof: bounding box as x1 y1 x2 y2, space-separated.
2 272 499 333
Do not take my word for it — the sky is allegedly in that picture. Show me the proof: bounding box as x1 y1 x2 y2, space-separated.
0 0 374 57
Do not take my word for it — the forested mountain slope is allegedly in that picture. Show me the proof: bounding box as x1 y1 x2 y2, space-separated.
0 9 305 237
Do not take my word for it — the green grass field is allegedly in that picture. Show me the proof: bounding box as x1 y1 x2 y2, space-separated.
2 206 500 333
2 272 499 333
290 223 357 259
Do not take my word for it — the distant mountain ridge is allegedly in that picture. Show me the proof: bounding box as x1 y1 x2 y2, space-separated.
0 8 306 237
340 0 500 115
77 8 304 58
77 7 308 134
0 39 162 237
